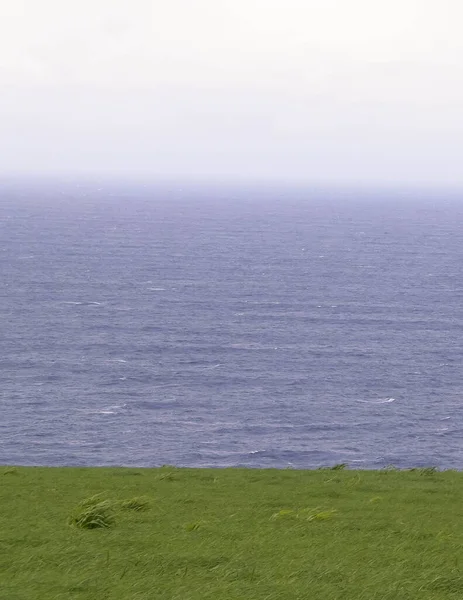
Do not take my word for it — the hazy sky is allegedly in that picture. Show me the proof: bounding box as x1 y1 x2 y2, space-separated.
1 0 462 186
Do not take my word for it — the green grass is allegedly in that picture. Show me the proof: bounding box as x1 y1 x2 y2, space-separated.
1 466 463 599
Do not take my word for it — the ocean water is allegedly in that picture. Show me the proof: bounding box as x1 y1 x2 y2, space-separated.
1 185 463 469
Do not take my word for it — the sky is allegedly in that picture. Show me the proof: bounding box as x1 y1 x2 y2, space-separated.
0 0 462 187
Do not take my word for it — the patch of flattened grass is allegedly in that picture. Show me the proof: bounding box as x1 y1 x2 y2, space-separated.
270 507 337 522
426 574 463 593
157 471 178 481
119 496 151 512
69 493 152 528
68 496 115 529
2 467 18 475
184 520 205 531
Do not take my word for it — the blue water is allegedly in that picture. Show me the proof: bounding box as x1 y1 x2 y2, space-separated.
1 185 463 469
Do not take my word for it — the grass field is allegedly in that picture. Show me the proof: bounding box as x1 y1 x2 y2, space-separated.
1 465 463 599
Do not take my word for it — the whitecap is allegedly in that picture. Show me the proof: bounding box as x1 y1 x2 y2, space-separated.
62 300 102 306
357 397 396 404
78 403 125 415
147 287 166 291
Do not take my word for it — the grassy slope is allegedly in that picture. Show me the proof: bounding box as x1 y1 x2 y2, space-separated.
1 466 463 599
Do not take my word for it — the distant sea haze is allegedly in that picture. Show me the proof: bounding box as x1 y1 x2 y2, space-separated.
1 187 463 469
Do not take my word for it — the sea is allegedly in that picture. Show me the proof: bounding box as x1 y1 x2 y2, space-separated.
1 183 463 470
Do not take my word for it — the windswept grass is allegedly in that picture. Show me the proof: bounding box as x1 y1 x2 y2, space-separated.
1 466 463 599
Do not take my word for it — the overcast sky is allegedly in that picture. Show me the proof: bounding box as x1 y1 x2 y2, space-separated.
1 0 462 186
